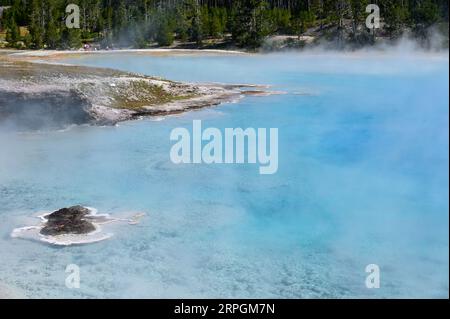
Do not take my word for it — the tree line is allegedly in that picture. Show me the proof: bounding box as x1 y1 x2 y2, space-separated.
0 0 448 49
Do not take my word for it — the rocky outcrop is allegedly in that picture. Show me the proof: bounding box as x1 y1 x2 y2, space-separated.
0 55 275 131
11 206 145 246
40 206 96 236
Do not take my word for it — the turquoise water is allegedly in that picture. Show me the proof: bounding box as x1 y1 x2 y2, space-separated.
0 52 448 298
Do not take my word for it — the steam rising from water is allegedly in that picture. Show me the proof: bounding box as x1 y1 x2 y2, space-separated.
0 91 92 132
0 46 448 298
261 23 449 53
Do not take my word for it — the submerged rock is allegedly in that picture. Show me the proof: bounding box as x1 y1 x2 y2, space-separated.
40 206 96 236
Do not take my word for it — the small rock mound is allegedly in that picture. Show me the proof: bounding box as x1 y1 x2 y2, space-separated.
40 206 96 236
12 206 145 246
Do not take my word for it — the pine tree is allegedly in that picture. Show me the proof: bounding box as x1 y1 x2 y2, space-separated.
156 14 174 46
382 1 409 37
61 27 82 49
45 15 60 49
113 0 128 42
174 3 190 42
210 8 224 37
412 0 440 43
350 0 371 45
291 10 315 38
200 6 210 37
189 0 204 45
232 0 270 48
29 0 44 48
6 18 20 47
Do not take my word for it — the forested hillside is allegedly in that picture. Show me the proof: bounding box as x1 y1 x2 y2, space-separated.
0 0 448 50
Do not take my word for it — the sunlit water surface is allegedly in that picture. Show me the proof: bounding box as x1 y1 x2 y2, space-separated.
0 51 448 298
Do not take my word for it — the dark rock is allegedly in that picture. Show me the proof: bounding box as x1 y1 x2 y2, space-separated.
40 206 96 236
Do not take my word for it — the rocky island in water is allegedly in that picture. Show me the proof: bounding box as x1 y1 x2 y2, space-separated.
11 205 145 246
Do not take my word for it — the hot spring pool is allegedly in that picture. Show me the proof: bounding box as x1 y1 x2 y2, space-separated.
0 51 448 298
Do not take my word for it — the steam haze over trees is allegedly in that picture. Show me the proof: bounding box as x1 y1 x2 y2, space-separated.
0 0 448 50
